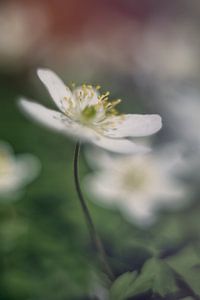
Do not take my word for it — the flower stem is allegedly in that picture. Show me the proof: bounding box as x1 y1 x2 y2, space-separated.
73 141 114 281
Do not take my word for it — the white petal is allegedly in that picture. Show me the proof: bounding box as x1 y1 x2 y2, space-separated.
18 98 68 132
103 114 162 138
37 68 72 112
84 174 120 205
92 135 151 154
19 99 151 153
121 197 156 226
152 144 185 174
153 181 187 206
18 98 102 142
15 154 41 185
84 147 116 170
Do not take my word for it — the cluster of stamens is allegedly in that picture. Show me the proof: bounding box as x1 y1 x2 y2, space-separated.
74 83 121 116
60 83 123 130
98 90 122 116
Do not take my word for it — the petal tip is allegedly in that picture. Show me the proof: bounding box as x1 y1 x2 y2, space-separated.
133 145 152 154
37 68 51 80
17 97 29 110
155 114 162 129
149 114 162 133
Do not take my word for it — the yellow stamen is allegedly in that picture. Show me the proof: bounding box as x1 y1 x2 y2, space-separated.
111 99 122 107
70 82 76 89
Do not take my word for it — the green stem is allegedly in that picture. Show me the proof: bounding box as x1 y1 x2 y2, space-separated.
73 141 114 281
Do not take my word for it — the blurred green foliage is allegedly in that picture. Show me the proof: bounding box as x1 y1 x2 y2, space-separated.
0 74 92 300
0 72 200 300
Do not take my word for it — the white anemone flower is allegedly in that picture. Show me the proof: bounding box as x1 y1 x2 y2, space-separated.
19 69 162 153
85 147 187 226
0 141 40 200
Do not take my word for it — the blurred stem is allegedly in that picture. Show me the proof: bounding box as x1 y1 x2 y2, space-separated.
73 141 114 281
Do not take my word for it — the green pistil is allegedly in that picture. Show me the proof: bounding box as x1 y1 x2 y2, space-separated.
82 105 97 120
123 170 147 191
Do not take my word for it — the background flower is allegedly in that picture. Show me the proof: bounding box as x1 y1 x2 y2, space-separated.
0 1 48 72
0 141 41 200
84 146 188 226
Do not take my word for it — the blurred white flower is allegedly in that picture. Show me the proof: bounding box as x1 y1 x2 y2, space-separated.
85 147 187 226
0 2 48 70
19 69 162 153
158 87 200 150
0 141 40 200
135 21 199 83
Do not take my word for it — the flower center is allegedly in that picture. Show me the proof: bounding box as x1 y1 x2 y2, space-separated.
81 105 98 121
122 168 149 191
64 84 122 125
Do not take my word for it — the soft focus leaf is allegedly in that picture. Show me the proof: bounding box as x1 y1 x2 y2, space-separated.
110 271 137 300
166 246 200 296
125 258 178 298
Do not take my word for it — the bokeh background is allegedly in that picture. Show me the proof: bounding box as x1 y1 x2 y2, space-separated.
1 0 200 299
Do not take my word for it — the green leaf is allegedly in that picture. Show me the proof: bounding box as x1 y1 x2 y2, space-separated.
166 246 200 296
110 271 137 300
125 258 178 298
